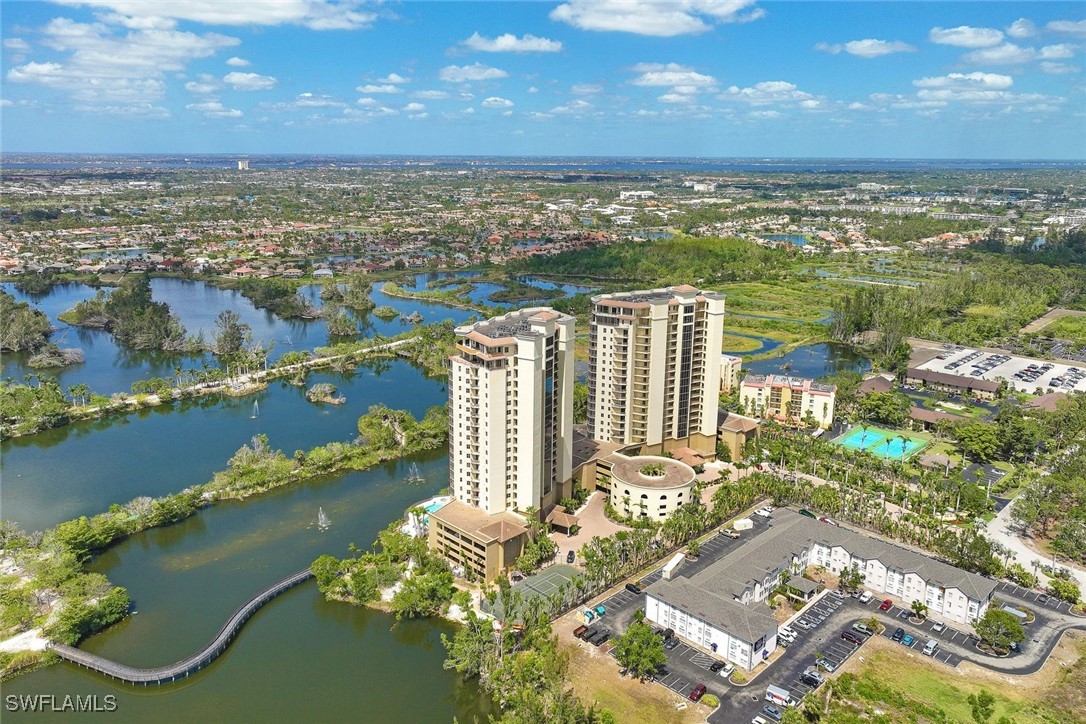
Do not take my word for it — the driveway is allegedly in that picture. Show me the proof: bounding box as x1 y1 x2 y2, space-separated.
554 492 632 565
984 501 1086 591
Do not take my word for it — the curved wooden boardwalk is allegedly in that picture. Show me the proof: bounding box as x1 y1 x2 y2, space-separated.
51 568 313 685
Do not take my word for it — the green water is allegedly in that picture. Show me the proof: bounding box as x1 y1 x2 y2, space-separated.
4 449 493 722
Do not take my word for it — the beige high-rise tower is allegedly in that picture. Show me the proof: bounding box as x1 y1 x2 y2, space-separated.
448 307 575 515
587 285 725 455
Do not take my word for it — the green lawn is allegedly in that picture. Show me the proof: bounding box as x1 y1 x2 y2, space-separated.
1044 315 1086 343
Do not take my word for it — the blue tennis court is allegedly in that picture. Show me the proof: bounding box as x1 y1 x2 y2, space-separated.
833 426 928 460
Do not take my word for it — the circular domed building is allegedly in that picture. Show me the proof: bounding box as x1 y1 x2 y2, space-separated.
608 454 697 520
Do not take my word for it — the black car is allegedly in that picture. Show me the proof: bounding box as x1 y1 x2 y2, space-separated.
625 583 643 595
709 661 725 672
665 637 680 650
595 632 611 647
567 550 576 564
800 673 822 688
891 627 905 642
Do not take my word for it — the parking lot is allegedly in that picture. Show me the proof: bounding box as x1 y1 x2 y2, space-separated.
916 346 1086 393
851 596 964 668
995 580 1079 614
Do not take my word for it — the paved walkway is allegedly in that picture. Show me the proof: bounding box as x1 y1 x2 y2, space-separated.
984 501 1086 590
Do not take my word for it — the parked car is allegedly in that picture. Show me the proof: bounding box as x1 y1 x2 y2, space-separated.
891 627 904 642
794 620 813 630
762 705 783 721
595 632 611 647
567 550 576 564
841 631 864 646
901 634 915 647
752 717 769 724
709 661 725 672
625 583 643 594
689 684 707 702
879 599 893 611
777 628 796 642
931 621 947 634
858 591 873 604
815 657 836 673
800 670 824 687
922 639 939 656
852 622 874 636
1038 594 1049 604
755 508 773 519
659 628 675 640
665 637 680 650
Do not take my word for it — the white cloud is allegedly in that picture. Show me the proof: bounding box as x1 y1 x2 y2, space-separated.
356 97 378 106
225 56 249 67
6 17 237 111
571 83 603 95
913 72 1014 90
74 101 169 117
403 102 425 112
185 99 242 117
378 72 410 84
749 109 781 119
527 86 539 93
929 25 1004 48
814 39 916 58
355 83 403 94
343 105 398 119
630 63 716 88
1040 61 1080 74
1006 19 1037 39
962 42 1073 65
53 0 379 31
3 38 31 51
550 0 763 37
461 32 563 53
263 92 346 110
412 89 449 99
482 96 514 108
721 80 814 105
550 98 592 114
224 71 277 90
1046 19 1086 36
439 63 508 82
184 74 218 93
408 112 428 120
658 92 695 104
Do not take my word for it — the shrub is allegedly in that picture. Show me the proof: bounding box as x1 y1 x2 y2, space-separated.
701 694 719 708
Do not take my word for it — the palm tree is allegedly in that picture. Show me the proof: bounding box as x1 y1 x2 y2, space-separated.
910 600 929 621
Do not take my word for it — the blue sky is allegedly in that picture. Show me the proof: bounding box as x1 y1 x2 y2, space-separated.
2 1 1084 158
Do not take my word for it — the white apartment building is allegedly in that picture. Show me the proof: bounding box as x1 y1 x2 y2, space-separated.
448 307 575 515
587 285 725 456
720 353 742 393
739 374 836 429
717 510 995 625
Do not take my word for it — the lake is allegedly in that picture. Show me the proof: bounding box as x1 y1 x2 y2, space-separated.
2 278 475 396
745 343 871 379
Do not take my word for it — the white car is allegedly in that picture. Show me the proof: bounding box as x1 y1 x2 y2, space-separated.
718 662 736 678
931 621 947 633
752 718 769 724
754 508 773 519
777 627 797 641
858 591 873 604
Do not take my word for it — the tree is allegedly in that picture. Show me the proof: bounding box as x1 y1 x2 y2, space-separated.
213 310 252 356
954 421 1000 463
573 381 589 424
611 617 667 680
857 391 911 427
974 608 1025 654
968 689 996 723
1047 578 1081 605
839 563 865 593
910 600 929 621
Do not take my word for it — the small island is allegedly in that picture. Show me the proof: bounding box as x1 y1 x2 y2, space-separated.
305 382 345 405
373 305 400 321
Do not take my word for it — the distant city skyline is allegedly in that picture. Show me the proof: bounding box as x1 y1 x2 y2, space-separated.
2 1 1084 159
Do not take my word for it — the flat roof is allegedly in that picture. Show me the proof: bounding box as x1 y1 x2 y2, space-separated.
430 500 528 544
